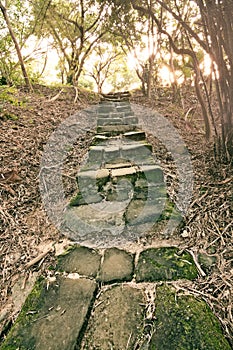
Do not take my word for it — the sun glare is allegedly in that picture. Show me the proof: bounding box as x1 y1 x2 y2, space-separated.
159 66 174 85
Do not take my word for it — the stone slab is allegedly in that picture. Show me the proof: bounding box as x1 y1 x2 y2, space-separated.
88 146 104 163
125 199 164 225
80 285 145 349
136 247 198 282
149 285 231 350
105 187 131 202
77 171 97 190
70 191 103 206
124 131 146 141
115 106 132 112
114 101 130 107
110 112 125 118
133 184 167 202
1 277 97 350
125 110 135 116
98 105 115 113
93 135 107 145
105 161 132 169
97 118 123 126
98 248 134 283
123 116 138 125
111 166 137 177
121 143 152 162
77 169 109 189
97 125 137 134
64 202 126 242
139 165 164 183
96 168 109 179
104 146 121 161
99 100 115 105
97 112 110 117
57 246 101 277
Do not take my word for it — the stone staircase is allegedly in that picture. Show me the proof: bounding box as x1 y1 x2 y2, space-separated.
63 92 168 247
0 92 231 350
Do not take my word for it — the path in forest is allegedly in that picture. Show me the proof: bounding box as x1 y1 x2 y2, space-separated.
0 93 231 350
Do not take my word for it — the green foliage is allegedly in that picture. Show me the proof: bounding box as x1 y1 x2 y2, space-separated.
78 75 95 91
0 0 34 85
32 0 110 84
0 86 19 105
106 57 140 92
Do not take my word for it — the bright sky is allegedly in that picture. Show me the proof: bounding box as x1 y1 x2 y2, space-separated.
23 36 212 88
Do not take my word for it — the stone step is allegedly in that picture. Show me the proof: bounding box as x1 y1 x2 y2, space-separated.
115 105 132 112
111 166 137 177
114 101 131 107
98 105 115 113
1 246 230 350
121 143 153 162
58 246 134 283
97 124 137 134
97 116 138 127
139 165 164 183
123 115 138 124
135 247 198 282
80 285 146 349
103 145 121 161
0 277 97 350
123 130 146 141
98 248 134 283
149 284 231 350
88 146 104 164
77 169 110 189
93 134 108 145
125 199 165 225
105 161 132 169
97 118 123 126
110 112 126 118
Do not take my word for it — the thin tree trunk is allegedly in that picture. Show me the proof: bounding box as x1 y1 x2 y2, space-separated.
0 2 32 91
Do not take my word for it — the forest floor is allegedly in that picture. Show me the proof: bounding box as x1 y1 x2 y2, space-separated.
0 84 232 345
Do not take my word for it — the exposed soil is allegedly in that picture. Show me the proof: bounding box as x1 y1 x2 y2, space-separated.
0 84 232 345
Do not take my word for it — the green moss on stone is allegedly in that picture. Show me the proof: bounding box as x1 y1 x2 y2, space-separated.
149 284 231 350
136 247 198 282
69 191 83 206
0 278 45 350
158 198 182 222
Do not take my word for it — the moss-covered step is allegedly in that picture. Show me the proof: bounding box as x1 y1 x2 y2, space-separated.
0 276 97 350
136 247 198 282
149 284 231 350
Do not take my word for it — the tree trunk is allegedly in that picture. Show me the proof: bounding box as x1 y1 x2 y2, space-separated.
169 46 180 103
0 2 32 91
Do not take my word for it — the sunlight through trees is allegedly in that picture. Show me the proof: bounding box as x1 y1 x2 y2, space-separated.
0 0 232 161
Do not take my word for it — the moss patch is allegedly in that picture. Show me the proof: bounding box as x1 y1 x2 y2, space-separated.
136 247 198 282
149 285 231 350
0 277 97 350
158 197 182 222
0 278 45 350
